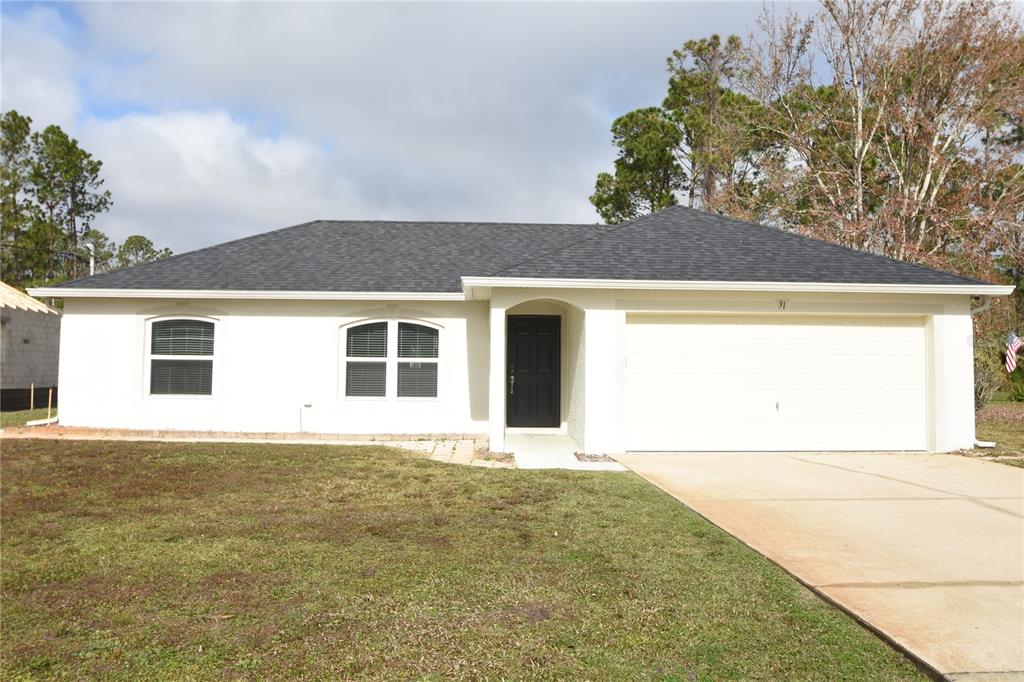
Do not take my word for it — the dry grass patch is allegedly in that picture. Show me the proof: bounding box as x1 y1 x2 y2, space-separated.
974 402 1024 466
1 439 925 680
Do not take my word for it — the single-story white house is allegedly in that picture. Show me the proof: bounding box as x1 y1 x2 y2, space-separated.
30 206 1014 454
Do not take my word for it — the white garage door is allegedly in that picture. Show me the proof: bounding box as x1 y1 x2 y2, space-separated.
625 315 927 451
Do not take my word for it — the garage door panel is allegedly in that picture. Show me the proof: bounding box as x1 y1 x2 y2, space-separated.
625 315 927 451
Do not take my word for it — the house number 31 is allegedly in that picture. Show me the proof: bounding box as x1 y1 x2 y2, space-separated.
776 299 789 310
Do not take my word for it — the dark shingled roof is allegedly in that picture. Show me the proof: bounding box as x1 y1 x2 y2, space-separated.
60 205 983 292
62 221 607 292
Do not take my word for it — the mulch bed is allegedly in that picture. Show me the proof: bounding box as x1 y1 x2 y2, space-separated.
575 452 616 463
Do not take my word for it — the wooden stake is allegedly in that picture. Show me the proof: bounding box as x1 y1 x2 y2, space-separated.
47 388 53 420
30 383 34 411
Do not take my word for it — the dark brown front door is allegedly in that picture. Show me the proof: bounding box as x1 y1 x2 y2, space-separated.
506 315 560 427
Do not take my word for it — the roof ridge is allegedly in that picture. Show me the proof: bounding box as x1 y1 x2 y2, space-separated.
312 218 602 228
58 218 609 288
485 207 673 277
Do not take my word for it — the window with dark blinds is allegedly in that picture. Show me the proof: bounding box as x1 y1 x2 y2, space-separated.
398 362 437 397
149 319 214 395
398 323 438 358
346 362 386 397
346 322 388 397
152 319 214 355
347 322 387 357
151 360 214 395
344 320 439 399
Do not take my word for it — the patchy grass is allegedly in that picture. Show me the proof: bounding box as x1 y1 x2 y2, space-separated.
1 440 925 680
1 408 54 428
974 402 1024 466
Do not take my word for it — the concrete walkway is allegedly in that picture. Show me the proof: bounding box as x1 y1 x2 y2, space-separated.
1 426 513 468
2 425 631 472
616 452 1024 681
505 433 626 471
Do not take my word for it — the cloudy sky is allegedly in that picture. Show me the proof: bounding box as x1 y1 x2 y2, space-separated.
2 1 813 253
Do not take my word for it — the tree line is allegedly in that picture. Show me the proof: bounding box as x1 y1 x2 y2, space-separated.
1 110 172 290
590 0 1023 336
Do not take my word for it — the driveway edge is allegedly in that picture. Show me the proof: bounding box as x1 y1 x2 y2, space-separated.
614 458 946 681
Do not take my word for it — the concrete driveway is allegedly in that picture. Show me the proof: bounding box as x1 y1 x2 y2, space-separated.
616 452 1024 680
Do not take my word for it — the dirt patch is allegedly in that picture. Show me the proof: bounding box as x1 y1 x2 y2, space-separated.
198 570 262 590
486 601 556 626
414 534 453 550
962 451 1024 468
24 575 157 615
977 402 1024 421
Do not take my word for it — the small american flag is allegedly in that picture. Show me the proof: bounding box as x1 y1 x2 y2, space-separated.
1007 332 1024 373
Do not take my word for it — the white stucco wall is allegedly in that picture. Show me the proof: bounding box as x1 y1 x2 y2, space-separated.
57 288 979 453
481 287 979 454
58 298 489 434
926 299 976 452
564 304 585 445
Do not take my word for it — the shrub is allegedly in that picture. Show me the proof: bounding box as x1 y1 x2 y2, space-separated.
974 334 1009 410
1008 369 1024 402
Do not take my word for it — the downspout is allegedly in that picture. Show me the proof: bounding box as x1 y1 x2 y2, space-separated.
969 296 991 317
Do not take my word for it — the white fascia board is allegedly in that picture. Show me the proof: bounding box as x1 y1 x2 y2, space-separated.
26 287 465 301
460 276 1015 298
30 280 1016 301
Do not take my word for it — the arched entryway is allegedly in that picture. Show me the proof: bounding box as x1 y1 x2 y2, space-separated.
502 298 584 445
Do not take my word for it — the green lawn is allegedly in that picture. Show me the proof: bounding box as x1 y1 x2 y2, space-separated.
0 440 923 680
1 408 54 429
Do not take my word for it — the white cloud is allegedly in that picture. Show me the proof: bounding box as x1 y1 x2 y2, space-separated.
0 6 80 129
2 2 809 252
79 110 371 250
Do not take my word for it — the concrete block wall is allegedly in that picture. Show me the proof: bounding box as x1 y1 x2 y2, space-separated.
1 307 61 389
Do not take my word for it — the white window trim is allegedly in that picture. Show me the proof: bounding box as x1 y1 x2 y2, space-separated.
144 315 218 400
341 319 441 402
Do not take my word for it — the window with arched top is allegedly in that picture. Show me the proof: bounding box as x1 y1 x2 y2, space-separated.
147 318 215 395
343 320 439 399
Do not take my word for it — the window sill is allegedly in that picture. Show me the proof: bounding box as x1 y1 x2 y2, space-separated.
147 394 216 401
340 396 441 403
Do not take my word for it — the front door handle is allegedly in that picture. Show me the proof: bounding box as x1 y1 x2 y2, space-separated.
509 374 515 395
